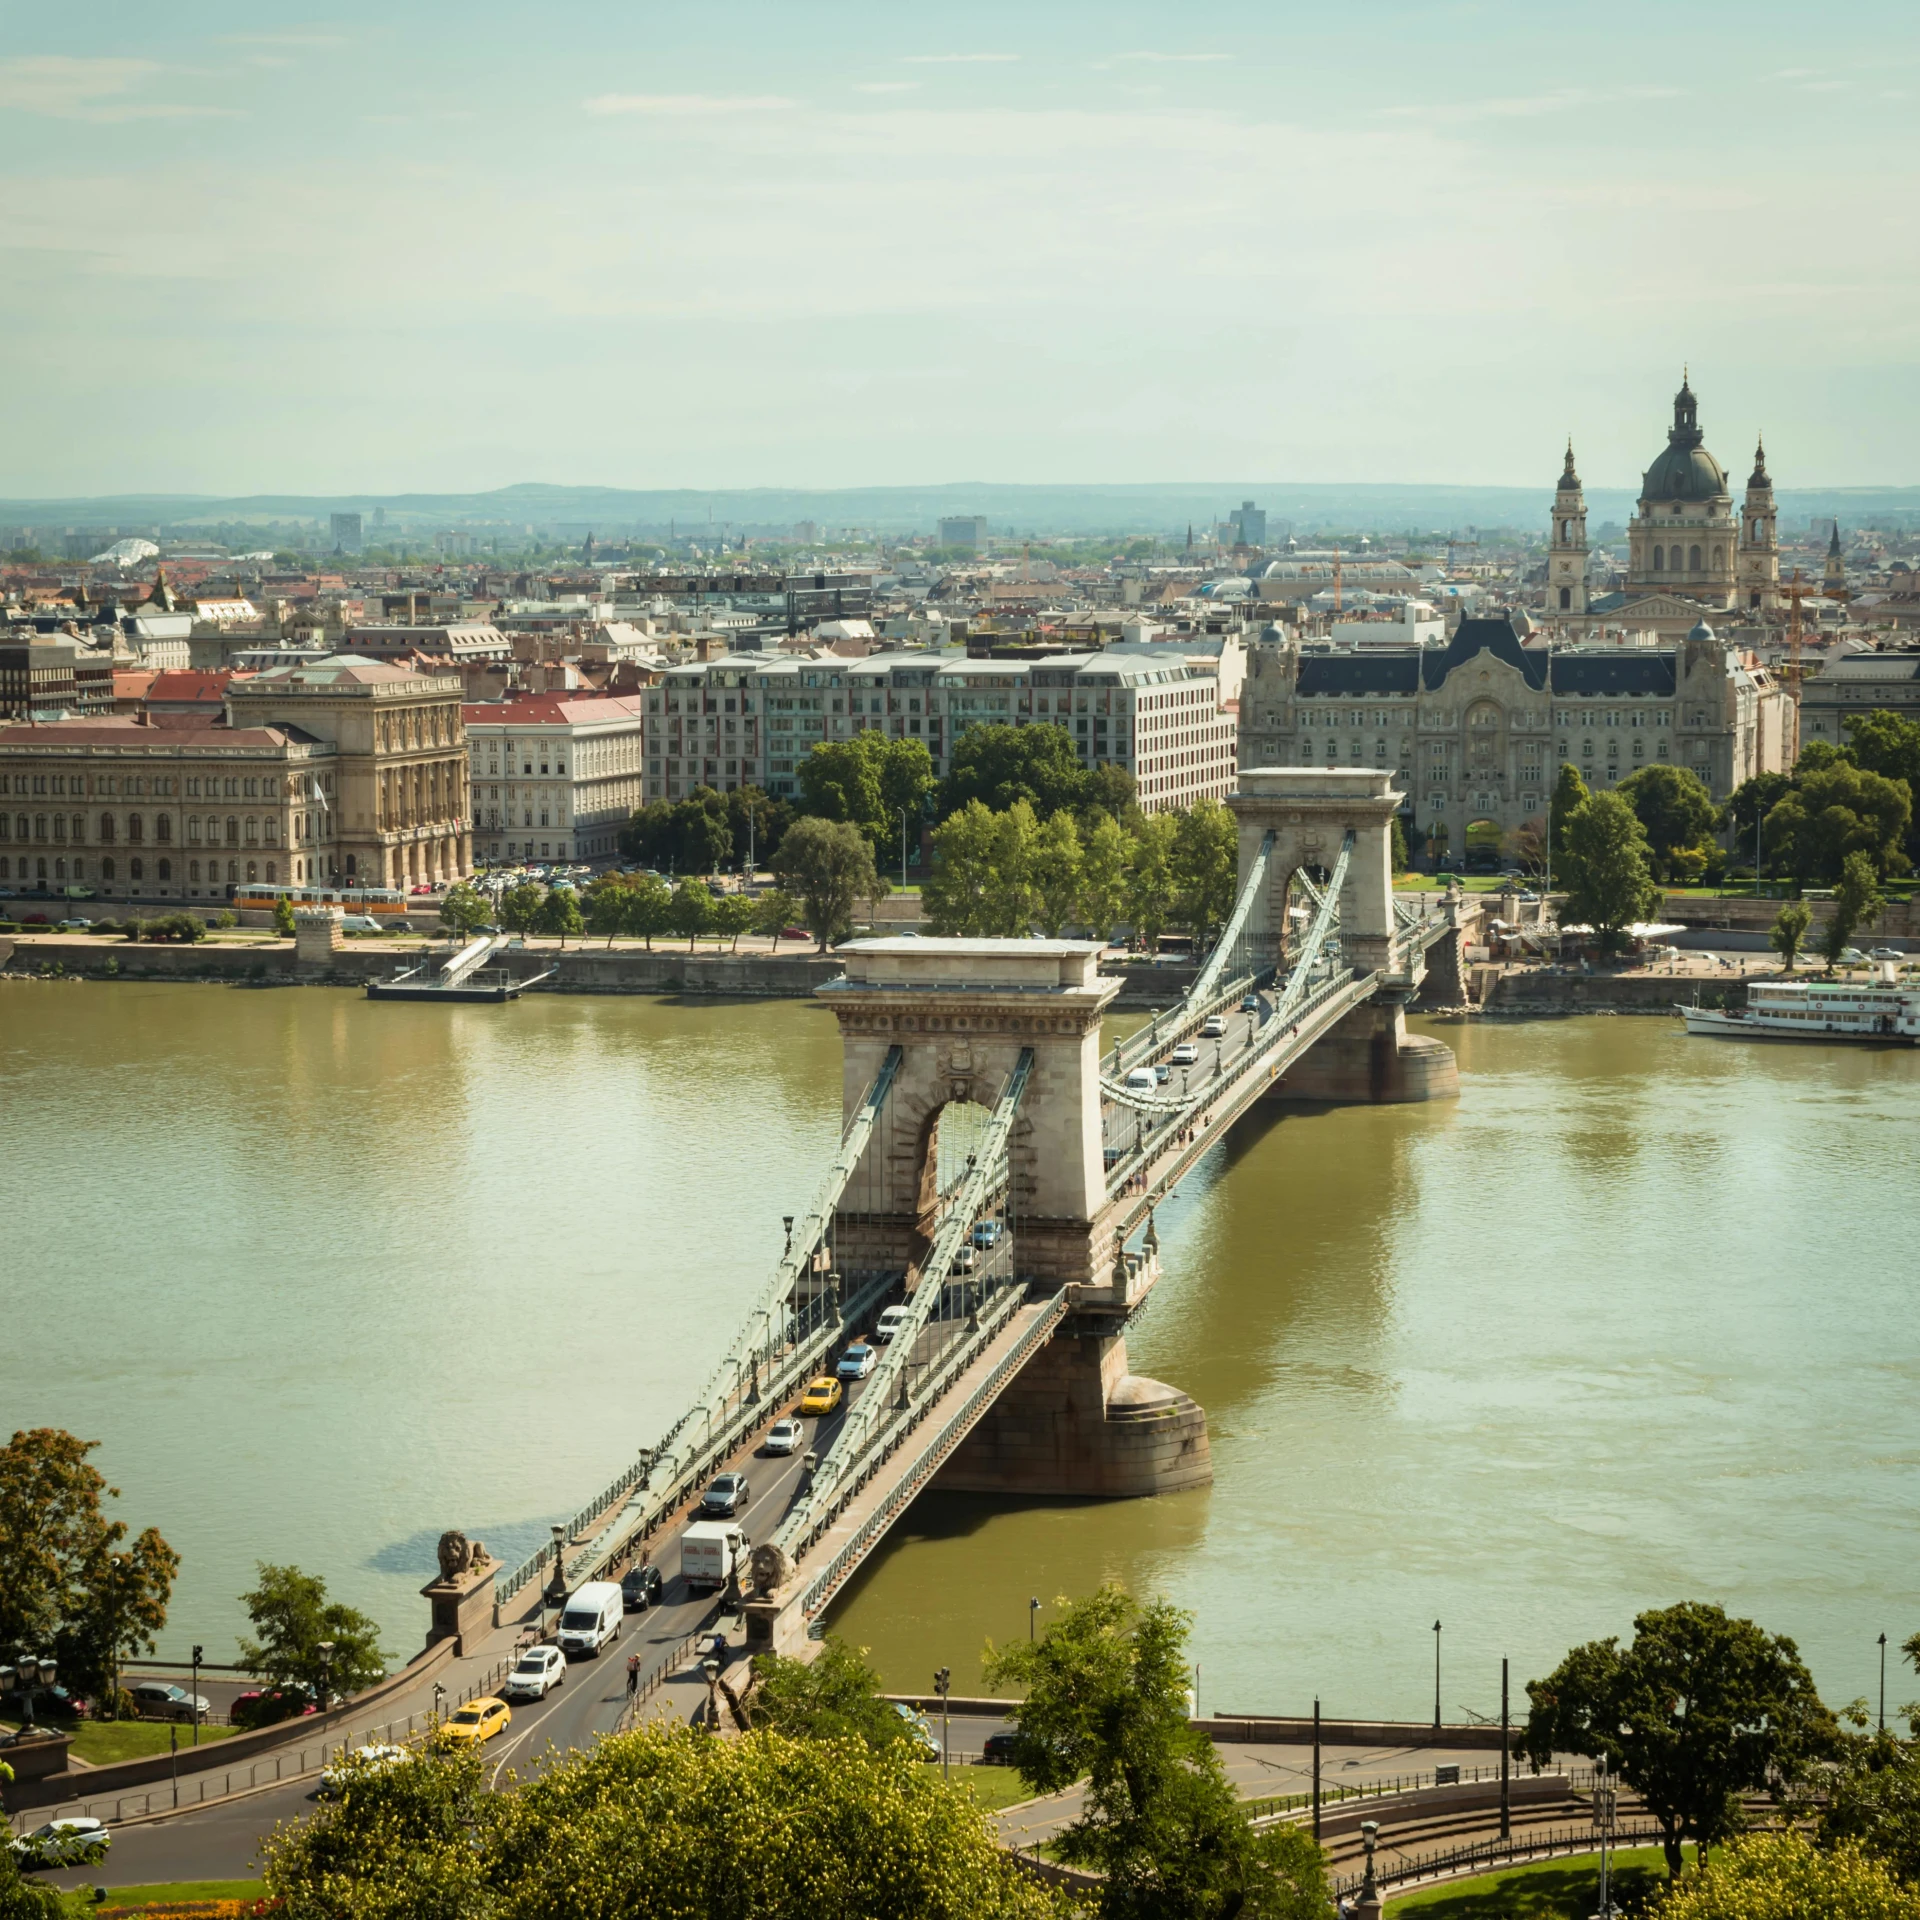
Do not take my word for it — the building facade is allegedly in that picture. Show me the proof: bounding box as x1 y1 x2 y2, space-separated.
0 633 115 720
1238 614 1789 862
226 654 471 886
1799 650 1920 749
464 694 647 865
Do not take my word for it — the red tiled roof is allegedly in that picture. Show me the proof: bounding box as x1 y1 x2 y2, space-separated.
0 720 308 749
147 669 246 704
460 694 648 726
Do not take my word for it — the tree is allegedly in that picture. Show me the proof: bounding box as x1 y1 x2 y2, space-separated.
0 1766 68 1913
265 1721 1057 1920
238 1564 386 1702
1125 812 1177 952
1821 850 1885 970
924 800 1036 936
498 880 545 936
744 1635 919 1750
1078 813 1132 944
1170 800 1239 948
1083 761 1138 820
437 882 489 937
1620 765 1719 881
668 878 713 951
1522 1601 1840 1878
797 736 935 858
751 887 798 952
537 885 584 948
1389 814 1411 875
1650 1833 1920 1920
623 871 673 950
0 1430 177 1715
1550 762 1590 857
273 894 298 937
1724 771 1797 867
710 892 754 952
1558 790 1661 949
772 816 879 952
583 875 631 947
728 785 792 872
1510 816 1550 879
940 722 1091 822
985 1586 1328 1920
1028 811 1083 937
1765 763 1912 886
1820 1733 1920 1889
1842 709 1920 867
1769 899 1812 972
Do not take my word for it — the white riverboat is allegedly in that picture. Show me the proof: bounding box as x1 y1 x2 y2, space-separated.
1678 967 1920 1044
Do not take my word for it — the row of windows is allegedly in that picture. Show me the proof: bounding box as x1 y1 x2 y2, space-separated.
0 771 321 800
0 813 279 847
0 854 279 886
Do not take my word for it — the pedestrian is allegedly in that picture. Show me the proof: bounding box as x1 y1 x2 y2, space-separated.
625 1652 640 1699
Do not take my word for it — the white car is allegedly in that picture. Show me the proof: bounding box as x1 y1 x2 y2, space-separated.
837 1341 878 1380
1169 1042 1199 1066
502 1644 567 1700
319 1744 414 1794
1200 1015 1226 1039
762 1416 803 1455
10 1817 109 1869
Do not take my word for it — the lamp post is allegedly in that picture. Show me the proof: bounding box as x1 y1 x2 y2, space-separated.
899 807 909 892
1312 1696 1322 1842
546 1523 568 1623
1029 1597 1040 1643
1358 1819 1381 1920
1432 1621 1442 1734
700 1656 721 1731
191 1643 203 1748
933 1666 951 1785
1880 1633 1888 1734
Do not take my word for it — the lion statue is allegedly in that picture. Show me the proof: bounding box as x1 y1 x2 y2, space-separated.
436 1531 490 1580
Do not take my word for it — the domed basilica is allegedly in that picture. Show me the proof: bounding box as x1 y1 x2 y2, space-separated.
1547 373 1780 633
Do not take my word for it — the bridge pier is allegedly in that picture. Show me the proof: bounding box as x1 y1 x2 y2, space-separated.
1265 998 1458 1104
931 1323 1212 1498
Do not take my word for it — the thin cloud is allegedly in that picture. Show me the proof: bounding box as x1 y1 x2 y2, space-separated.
902 53 1019 64
0 55 238 122
1115 52 1232 63
586 92 795 115
855 82 919 94
215 32 347 48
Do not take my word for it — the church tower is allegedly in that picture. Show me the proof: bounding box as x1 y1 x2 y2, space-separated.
1547 440 1588 617
1735 437 1779 614
1824 520 1848 600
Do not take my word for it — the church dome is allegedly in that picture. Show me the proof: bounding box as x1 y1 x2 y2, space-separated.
1642 374 1728 503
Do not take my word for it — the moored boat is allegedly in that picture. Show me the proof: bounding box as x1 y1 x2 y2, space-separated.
1678 966 1920 1043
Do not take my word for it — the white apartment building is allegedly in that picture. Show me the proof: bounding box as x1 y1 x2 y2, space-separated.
464 694 647 865
642 646 1237 814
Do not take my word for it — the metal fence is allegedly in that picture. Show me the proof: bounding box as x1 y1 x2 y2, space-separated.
1329 1819 1666 1898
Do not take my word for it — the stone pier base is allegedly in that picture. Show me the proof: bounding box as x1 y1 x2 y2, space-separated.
1265 1000 1458 1105
933 1326 1212 1498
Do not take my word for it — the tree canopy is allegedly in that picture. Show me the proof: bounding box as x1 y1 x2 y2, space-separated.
1522 1600 1840 1877
743 1634 921 1751
940 722 1129 822
796 735 935 859
1549 762 1590 858
1821 850 1886 968
1765 761 1912 886
1619 764 1719 881
1649 1832 1920 1920
238 1562 387 1701
263 1721 1059 1920
1557 789 1661 946
1820 1732 1920 1890
771 816 881 952
985 1585 1328 1920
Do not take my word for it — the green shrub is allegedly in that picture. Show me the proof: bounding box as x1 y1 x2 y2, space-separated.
215 909 239 930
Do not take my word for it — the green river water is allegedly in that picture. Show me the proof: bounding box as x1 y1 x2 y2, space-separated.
2 980 1915 1719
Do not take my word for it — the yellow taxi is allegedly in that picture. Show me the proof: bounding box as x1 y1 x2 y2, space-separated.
797 1376 844 1417
437 1695 510 1745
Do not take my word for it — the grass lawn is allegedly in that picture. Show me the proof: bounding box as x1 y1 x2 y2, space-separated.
1390 1847 1670 1917
944 1764 1038 1812
1 1719 239 1765
96 1879 266 1913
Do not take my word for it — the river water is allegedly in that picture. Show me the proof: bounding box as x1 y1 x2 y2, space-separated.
3 981 1915 1720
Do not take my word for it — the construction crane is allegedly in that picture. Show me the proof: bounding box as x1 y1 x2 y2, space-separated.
1776 567 1816 763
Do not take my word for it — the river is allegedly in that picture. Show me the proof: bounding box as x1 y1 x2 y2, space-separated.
3 981 1914 1721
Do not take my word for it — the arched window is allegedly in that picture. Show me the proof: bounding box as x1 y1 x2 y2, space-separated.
244 816 259 845
128 813 143 843
156 813 171 842
246 860 258 882
1711 545 1723 569
130 857 144 881
189 859 200 881
1653 545 1665 571
99 812 115 842
102 857 114 880
226 816 239 845
54 857 66 880
1689 544 1702 571
1559 587 1571 609
158 858 171 881
264 817 278 845
345 853 357 875
266 861 277 883
226 858 238 882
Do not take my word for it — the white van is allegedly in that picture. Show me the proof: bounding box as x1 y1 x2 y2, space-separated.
681 1521 747 1595
554 1580 622 1658
1124 1066 1157 1093
875 1304 913 1345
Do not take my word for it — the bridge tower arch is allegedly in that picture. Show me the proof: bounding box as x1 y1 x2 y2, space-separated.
1229 768 1460 1104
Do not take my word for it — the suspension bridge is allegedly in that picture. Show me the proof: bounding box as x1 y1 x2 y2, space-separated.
477 770 1468 1659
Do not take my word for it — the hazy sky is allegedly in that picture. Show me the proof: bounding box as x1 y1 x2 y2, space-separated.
4 1 1916 498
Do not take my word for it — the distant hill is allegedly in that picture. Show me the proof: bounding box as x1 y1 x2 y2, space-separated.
5 478 1917 538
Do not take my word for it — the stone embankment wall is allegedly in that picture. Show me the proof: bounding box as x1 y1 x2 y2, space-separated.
1661 892 1919 945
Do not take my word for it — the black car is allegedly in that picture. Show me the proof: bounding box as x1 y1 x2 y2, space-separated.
701 1472 749 1516
982 1730 1019 1765
620 1563 664 1613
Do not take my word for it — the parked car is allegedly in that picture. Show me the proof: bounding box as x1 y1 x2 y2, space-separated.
701 1472 750 1515
1170 1042 1198 1066
437 1696 510 1746
837 1342 877 1381
874 1305 913 1345
1200 1014 1226 1039
1836 947 1869 966
130 1681 209 1722
761 1416 804 1456
620 1563 664 1612
501 1646 567 1701
799 1376 844 1416
1868 948 1905 962
319 1744 413 1794
981 1730 1020 1765
10 1817 109 1871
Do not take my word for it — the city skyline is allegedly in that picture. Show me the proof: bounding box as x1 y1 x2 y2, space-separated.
4 0 1918 496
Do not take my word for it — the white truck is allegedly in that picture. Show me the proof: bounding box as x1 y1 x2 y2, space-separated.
681 1521 748 1595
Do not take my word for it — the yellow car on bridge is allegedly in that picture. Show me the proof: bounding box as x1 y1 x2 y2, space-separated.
438 1695 510 1746
798 1376 844 1417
